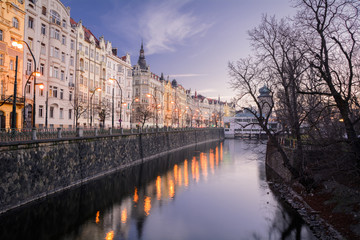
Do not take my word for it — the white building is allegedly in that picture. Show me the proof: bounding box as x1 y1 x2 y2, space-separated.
23 0 76 128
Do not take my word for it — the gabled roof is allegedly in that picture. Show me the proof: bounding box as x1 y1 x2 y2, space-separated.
71 18 100 47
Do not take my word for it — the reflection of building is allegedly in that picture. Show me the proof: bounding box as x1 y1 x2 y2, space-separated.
0 0 25 128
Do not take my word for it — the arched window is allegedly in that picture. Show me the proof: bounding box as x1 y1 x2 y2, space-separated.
12 17 19 28
50 10 60 25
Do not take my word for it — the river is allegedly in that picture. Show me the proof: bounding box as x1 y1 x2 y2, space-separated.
0 139 315 240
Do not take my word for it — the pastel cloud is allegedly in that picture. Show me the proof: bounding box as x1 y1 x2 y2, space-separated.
138 1 211 55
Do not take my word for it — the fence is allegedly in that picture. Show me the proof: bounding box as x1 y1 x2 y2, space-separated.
0 127 220 144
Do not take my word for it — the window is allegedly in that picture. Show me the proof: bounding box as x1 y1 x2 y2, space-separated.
62 19 66 28
60 70 64 81
28 16 34 29
26 84 31 94
90 63 94 73
79 43 82 51
41 43 46 54
61 52 65 63
60 89 64 99
41 24 46 35
42 6 47 16
70 40 74 50
10 59 14 70
68 109 72 119
0 30 3 41
28 37 33 50
59 108 63 119
50 10 60 25
96 52 99 60
53 86 58 98
39 106 44 117
52 67 59 78
0 54 3 66
27 59 32 71
70 56 74 66
50 106 54 118
85 46 88 55
69 91 73 101
51 28 60 40
62 35 66 45
12 18 19 29
69 73 73 83
90 49 94 58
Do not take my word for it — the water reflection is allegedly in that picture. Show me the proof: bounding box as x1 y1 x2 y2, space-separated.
0 140 315 240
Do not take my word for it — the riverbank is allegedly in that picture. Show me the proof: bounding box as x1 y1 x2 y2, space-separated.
266 143 360 239
0 128 224 214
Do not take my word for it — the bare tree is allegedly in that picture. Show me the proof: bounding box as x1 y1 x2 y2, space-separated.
296 0 360 164
97 100 111 128
71 95 87 127
229 57 300 177
135 105 154 129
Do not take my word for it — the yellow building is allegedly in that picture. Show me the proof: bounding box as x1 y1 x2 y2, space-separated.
0 0 25 129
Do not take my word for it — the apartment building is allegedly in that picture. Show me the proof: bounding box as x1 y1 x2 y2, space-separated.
23 0 76 128
0 0 25 128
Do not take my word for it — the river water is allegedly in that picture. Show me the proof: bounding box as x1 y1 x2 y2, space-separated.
0 139 315 240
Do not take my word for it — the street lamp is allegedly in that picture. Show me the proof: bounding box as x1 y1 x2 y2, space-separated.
12 40 37 128
23 71 41 128
109 78 123 129
130 97 139 128
146 92 159 128
90 87 101 127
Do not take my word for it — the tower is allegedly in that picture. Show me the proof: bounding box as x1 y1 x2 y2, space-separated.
258 85 272 116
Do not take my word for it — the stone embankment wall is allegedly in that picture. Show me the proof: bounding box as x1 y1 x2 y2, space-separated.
0 129 224 213
265 141 298 182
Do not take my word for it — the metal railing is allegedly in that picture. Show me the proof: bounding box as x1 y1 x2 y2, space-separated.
0 127 223 144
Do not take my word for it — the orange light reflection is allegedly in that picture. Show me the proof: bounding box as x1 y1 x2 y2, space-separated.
95 211 100 224
134 188 139 203
121 209 127 223
184 160 189 187
215 146 219 166
209 149 215 174
144 196 151 216
169 179 175 198
191 157 196 180
220 142 223 161
156 176 161 200
200 152 208 179
105 231 114 240
174 165 178 184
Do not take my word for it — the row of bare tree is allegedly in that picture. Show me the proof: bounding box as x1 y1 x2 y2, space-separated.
228 0 360 178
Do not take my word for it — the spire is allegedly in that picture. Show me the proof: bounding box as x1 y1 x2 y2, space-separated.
138 41 147 70
160 72 165 81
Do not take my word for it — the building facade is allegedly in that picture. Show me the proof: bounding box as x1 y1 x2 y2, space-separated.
23 0 76 128
0 0 25 129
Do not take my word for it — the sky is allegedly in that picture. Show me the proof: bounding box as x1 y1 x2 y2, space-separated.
62 0 297 102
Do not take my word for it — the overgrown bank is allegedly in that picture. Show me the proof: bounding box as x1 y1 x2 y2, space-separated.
266 142 360 239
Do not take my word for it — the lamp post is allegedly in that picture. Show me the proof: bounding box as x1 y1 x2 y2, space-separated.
146 91 159 128
90 87 101 127
108 78 123 129
23 71 41 128
130 97 139 128
12 40 37 128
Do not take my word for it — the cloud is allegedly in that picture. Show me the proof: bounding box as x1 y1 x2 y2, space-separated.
139 0 212 55
197 89 217 94
169 73 207 78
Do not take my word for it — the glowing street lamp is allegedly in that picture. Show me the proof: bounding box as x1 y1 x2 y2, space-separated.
12 40 38 128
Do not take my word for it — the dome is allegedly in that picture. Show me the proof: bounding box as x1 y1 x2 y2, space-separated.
259 85 270 97
171 79 178 88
